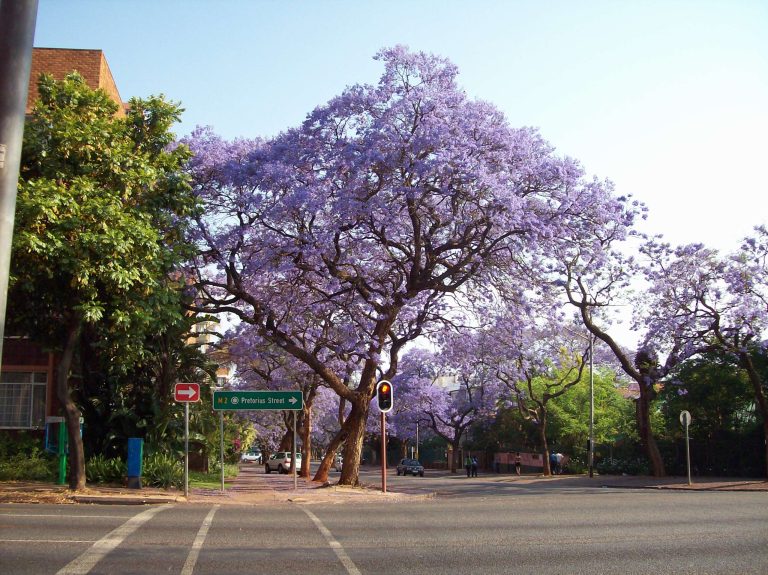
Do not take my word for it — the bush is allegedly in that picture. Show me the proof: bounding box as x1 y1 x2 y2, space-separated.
143 452 183 489
0 448 55 481
0 430 45 458
86 454 126 484
596 457 650 476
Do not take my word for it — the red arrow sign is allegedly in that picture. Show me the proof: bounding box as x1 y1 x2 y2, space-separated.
174 382 201 402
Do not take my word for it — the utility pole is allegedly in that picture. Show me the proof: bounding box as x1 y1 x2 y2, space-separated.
0 0 39 366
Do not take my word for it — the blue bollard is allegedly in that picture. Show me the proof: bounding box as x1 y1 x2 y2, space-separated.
126 438 144 489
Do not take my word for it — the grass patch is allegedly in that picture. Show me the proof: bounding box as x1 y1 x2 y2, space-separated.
189 464 239 489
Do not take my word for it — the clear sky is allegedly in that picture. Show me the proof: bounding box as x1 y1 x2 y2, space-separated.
33 0 767 253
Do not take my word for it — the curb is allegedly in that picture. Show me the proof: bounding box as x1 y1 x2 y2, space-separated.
70 495 182 505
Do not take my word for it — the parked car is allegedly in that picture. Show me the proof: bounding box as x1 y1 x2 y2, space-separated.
396 458 425 477
265 451 302 474
240 450 262 464
333 455 343 472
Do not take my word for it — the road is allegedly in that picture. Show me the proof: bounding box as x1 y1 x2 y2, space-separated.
1 478 766 574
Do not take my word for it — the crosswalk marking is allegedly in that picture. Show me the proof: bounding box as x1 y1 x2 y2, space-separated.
55 504 173 575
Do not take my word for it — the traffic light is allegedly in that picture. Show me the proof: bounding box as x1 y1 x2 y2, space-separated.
376 380 393 413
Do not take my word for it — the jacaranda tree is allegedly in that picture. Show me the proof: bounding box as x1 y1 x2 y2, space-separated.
185 46 627 485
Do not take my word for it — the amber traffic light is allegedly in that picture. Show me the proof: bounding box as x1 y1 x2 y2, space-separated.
376 380 393 413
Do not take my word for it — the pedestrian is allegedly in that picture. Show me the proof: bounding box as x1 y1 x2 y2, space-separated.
464 454 472 477
549 451 558 475
555 452 564 475
471 456 478 477
514 452 521 476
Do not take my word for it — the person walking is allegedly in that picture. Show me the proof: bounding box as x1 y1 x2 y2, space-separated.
514 452 522 476
549 451 558 475
464 454 472 477
471 456 478 477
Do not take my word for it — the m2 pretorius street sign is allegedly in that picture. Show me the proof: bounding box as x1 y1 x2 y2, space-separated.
213 390 303 411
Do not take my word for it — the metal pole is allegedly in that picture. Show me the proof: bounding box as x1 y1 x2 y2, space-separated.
381 411 387 493
292 410 297 490
416 422 419 461
220 410 224 493
685 420 692 486
0 0 39 368
589 335 594 478
57 420 66 485
184 402 189 498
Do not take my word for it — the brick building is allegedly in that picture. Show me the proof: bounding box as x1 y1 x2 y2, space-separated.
26 47 125 115
1 48 125 430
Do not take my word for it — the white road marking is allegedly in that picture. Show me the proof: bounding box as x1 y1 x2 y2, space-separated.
55 504 173 575
181 505 219 575
301 507 362 575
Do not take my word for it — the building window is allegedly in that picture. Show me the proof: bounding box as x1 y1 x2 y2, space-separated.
0 371 47 429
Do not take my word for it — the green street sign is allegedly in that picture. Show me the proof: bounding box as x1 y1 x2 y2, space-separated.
213 390 303 411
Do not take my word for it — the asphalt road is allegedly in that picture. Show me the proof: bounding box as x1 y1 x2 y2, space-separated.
1 484 766 574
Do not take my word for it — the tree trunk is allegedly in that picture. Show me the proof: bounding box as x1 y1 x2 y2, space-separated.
636 384 665 477
56 318 85 491
539 413 551 476
451 439 462 473
299 406 312 478
313 426 346 483
338 396 369 486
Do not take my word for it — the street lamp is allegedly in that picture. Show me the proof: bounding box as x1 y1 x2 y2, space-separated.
588 334 594 478
565 327 595 478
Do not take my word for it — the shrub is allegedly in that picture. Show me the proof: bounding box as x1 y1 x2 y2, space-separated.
143 452 183 489
0 430 44 458
86 454 126 484
0 448 55 481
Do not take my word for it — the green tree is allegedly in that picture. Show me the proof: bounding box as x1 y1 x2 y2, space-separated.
657 352 761 475
547 366 637 468
9 73 196 490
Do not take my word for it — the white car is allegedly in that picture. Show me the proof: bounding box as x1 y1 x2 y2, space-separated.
264 451 301 474
240 450 261 464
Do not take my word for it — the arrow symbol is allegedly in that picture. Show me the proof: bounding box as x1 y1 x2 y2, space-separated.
289 397 297 405
179 388 196 398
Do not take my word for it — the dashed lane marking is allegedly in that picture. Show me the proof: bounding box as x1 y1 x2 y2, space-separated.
181 505 219 575
301 507 362 575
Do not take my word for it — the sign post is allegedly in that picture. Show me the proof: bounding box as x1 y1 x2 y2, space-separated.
213 390 303 491
175 383 201 498
680 410 692 486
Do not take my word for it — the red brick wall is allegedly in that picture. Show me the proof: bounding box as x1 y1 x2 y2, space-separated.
27 47 125 115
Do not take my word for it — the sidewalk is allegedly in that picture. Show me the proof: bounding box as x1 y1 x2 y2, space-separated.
0 469 765 505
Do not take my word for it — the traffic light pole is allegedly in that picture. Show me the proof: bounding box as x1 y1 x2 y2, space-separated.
0 0 38 369
380 411 387 493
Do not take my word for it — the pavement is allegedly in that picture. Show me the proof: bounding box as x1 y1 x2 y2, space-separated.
0 466 765 506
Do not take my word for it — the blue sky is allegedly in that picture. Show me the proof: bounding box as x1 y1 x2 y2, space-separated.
33 0 767 253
